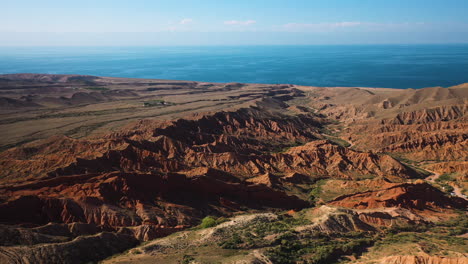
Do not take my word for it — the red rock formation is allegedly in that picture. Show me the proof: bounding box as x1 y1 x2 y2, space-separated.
0 171 309 229
1 105 421 183
329 182 468 210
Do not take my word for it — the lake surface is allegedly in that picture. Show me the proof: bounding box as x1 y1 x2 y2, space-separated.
1 45 467 88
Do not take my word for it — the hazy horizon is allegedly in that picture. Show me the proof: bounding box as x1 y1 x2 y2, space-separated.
2 0 468 46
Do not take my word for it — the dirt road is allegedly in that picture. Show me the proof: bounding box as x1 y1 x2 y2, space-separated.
425 169 467 200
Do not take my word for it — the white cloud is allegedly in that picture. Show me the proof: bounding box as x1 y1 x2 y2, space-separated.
333 22 362 27
179 18 193 25
279 22 432 32
281 22 363 32
224 20 256 26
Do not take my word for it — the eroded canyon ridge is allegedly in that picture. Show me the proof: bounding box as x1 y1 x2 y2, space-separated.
0 74 467 264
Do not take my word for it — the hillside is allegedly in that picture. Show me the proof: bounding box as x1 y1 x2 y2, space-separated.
0 74 466 264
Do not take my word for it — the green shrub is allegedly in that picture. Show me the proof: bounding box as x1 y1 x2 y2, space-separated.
200 216 217 228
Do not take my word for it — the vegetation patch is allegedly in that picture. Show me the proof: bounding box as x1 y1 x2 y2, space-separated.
432 173 459 193
309 179 328 202
323 135 351 148
266 232 374 264
436 173 457 182
198 216 228 229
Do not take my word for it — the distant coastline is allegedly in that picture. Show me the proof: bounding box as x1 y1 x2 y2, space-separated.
1 44 468 89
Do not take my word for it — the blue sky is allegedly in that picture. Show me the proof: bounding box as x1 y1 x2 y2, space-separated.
2 0 468 45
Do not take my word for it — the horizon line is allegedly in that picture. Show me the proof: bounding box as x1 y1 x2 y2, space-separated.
2 43 468 47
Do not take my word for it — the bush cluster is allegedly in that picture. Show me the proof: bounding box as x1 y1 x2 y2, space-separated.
199 216 227 229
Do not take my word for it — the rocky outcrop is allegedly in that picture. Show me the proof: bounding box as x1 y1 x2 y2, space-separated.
329 182 468 211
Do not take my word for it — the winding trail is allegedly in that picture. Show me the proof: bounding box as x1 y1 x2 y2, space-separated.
425 169 441 183
450 182 467 200
425 168 467 200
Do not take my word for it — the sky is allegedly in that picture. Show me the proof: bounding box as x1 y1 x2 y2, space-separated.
1 0 468 46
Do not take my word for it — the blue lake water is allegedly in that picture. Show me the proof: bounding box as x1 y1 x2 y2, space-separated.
0 45 467 89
